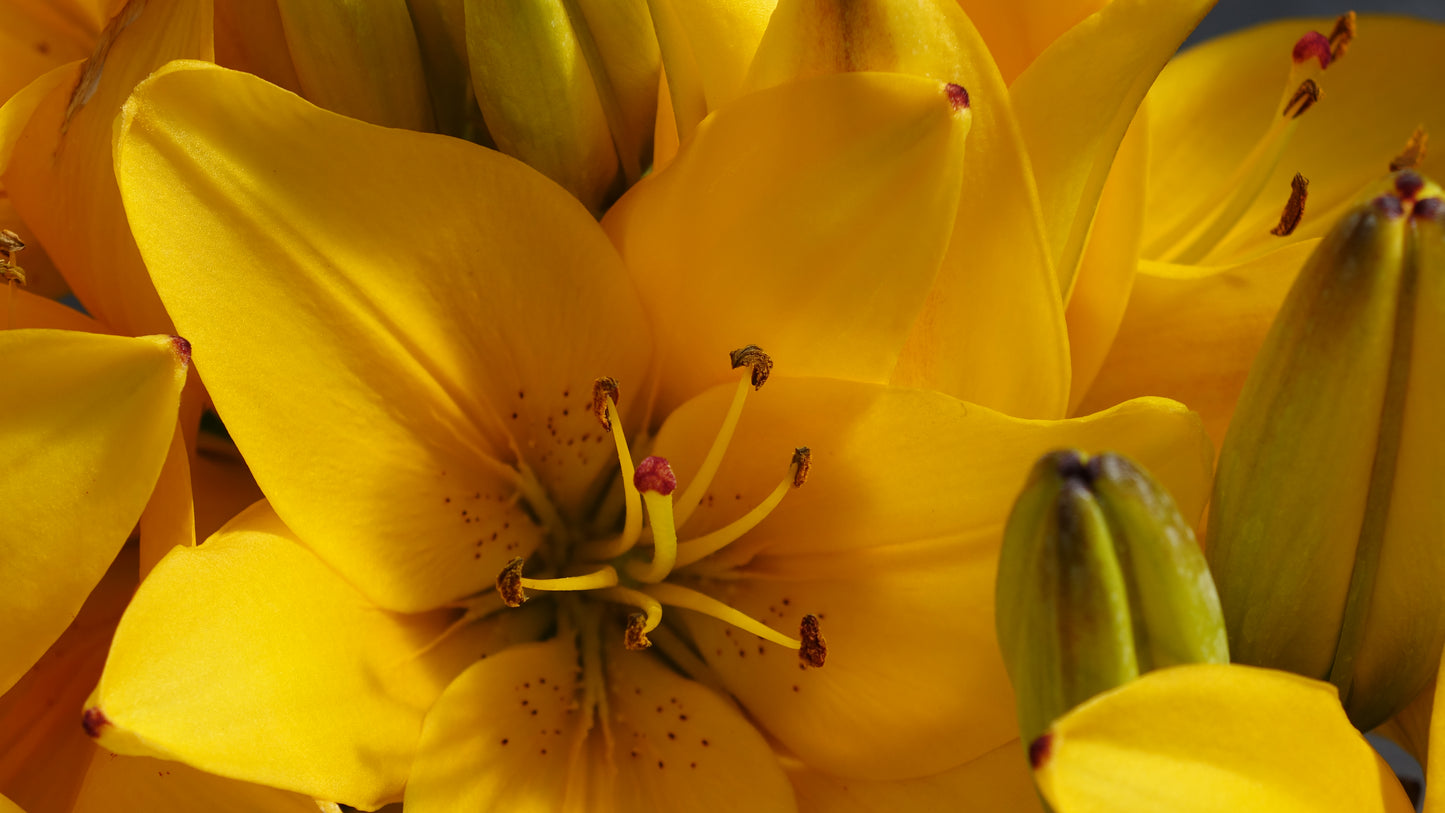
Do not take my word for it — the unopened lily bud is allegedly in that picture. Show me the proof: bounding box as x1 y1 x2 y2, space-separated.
1208 170 1445 730
997 450 1228 744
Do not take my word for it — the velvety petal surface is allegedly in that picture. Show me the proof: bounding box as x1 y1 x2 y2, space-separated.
87 503 510 810
70 751 322 813
1034 664 1414 813
1143 17 1445 265
3 0 210 337
0 330 185 694
647 0 774 138
784 742 1043 812
952 0 1103 84
604 72 969 418
1011 0 1213 291
1074 240 1315 447
653 380 1211 780
0 2 91 105
116 61 651 612
740 0 1069 417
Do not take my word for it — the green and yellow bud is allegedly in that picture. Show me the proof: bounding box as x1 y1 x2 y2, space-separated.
1208 170 1445 730
463 0 659 214
997 450 1229 744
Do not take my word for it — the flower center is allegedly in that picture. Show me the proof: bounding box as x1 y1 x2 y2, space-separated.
1145 12 1355 264
493 345 826 669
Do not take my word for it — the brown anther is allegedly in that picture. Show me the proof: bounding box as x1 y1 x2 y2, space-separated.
1271 172 1309 236
625 613 653 650
634 456 678 496
1391 126 1429 172
799 614 826 668
592 376 620 431
1327 11 1356 62
1283 79 1321 119
1 229 26 286
496 557 528 607
729 345 774 390
791 447 812 488
1 266 25 286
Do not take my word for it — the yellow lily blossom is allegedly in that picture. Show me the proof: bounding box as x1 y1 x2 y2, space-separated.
1075 15 1445 447
77 60 1213 810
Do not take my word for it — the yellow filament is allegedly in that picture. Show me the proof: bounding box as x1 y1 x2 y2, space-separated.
643 581 801 651
627 491 678 583
586 398 644 560
673 468 794 569
674 373 751 528
520 565 619 593
595 586 663 634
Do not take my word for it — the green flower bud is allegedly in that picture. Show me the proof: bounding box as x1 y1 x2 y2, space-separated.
997 450 1229 744
1208 170 1445 730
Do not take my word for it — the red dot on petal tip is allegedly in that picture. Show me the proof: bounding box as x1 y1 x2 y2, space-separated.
1374 194 1406 218
634 456 677 496
1415 198 1445 221
169 335 192 367
945 83 970 112
1028 732 1054 770
1395 171 1426 201
81 707 110 739
1291 31 1333 68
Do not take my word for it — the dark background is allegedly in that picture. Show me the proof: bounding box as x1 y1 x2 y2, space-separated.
1187 0 1445 44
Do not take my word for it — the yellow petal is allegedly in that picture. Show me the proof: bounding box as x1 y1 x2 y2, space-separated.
3 0 211 337
569 0 662 183
3 286 101 332
464 0 620 213
273 0 433 131
1374 677 1432 773
0 544 135 813
0 330 185 695
654 379 1212 563
604 72 970 417
88 503 502 809
406 0 482 140
137 424 194 579
1034 664 1414 813
1011 0 1213 291
1425 654 1445 810
1143 17 1445 264
1066 99 1149 411
0 3 90 104
406 637 796 812
1074 240 1316 448
785 741 1044 813
952 0 1103 84
213 0 302 94
116 61 651 612
0 796 20 813
740 0 1069 417
647 0 774 138
190 433 265 540
70 751 321 813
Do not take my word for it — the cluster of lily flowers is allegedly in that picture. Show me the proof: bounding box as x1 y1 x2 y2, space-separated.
4 0 1445 811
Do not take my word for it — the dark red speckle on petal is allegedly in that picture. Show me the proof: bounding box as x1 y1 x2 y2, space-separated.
945 83 970 112
1028 732 1054 770
82 707 110 738
634 456 677 496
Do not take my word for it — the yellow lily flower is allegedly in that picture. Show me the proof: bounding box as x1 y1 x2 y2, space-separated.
78 60 1213 810
1075 15 1445 447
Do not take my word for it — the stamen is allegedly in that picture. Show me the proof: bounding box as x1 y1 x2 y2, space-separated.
594 586 663 649
1283 79 1321 119
1328 11 1356 61
672 448 811 569
1271 172 1310 236
628 457 680 583
642 581 820 661
674 345 774 528
1391 126 1429 172
495 558 619 607
799 614 827 668
1 229 27 287
586 377 644 560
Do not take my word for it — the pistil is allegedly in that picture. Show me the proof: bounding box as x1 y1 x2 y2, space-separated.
628 456 680 583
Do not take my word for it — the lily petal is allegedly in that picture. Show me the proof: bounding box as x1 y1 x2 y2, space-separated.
647 0 774 138
3 0 211 337
212 0 302 94
0 330 185 695
1074 240 1316 448
116 61 651 611
1033 664 1414 813
3 286 101 332
136 424 193 579
1425 655 1445 810
740 0 1068 417
274 0 433 131
0 796 19 813
87 502 506 809
0 2 90 104
70 751 321 813
604 72 969 418
1143 17 1445 264
784 740 1043 812
654 379 1212 563
1010 0 1213 291
952 0 1103 84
